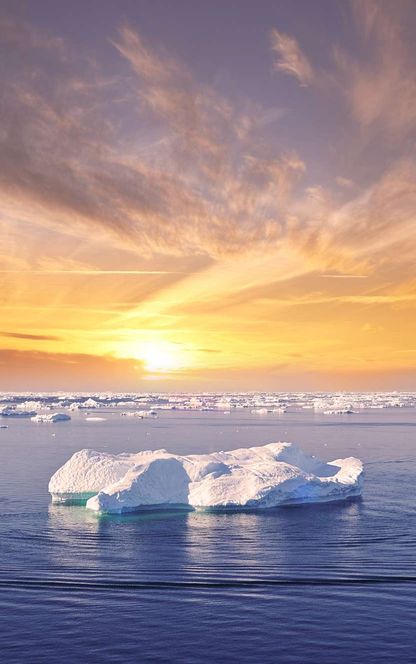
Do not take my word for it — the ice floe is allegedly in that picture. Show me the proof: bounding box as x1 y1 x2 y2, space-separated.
120 410 157 419
31 413 71 423
1 408 37 418
49 442 364 514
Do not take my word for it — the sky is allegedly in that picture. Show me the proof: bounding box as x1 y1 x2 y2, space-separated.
1 0 416 391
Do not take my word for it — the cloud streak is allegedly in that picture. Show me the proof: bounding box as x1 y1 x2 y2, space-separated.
0 270 178 275
0 331 62 341
338 0 416 138
270 28 314 86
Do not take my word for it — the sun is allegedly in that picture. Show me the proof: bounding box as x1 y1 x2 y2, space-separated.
139 340 186 373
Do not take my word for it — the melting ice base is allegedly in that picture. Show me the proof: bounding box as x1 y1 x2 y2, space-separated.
49 442 363 514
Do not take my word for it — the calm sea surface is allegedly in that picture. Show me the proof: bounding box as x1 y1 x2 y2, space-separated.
1 408 415 663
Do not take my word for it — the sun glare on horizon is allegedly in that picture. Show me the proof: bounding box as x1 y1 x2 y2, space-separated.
135 340 188 374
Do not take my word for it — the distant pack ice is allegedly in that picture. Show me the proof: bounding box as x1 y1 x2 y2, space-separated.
48 443 364 514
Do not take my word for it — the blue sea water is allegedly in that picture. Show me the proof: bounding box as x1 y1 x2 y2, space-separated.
0 408 415 663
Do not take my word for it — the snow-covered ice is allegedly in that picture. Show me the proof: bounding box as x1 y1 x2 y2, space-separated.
49 442 364 514
120 410 157 418
2 389 415 415
1 408 37 418
31 413 71 423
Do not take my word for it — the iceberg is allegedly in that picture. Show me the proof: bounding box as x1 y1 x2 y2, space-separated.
1 408 37 418
120 410 157 418
49 442 364 514
31 413 71 423
79 398 100 409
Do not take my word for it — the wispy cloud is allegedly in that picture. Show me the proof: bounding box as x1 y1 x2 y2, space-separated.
0 331 61 341
335 0 416 138
321 274 368 279
270 28 314 86
0 16 305 263
3 9 412 282
0 270 178 275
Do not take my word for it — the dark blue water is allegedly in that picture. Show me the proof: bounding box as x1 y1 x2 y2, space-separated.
1 409 415 663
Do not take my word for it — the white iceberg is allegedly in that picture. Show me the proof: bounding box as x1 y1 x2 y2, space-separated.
79 398 100 409
31 413 71 423
1 408 37 418
49 442 364 514
120 410 157 418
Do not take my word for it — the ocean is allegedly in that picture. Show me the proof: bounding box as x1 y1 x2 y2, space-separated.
1 407 415 663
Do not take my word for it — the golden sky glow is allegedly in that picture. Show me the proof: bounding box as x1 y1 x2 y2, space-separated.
1 1 416 390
